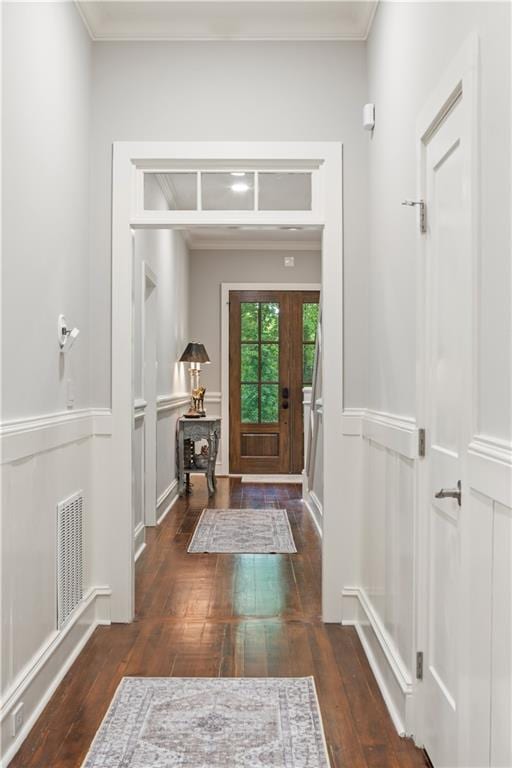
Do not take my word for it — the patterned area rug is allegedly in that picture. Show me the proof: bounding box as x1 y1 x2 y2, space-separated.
82 677 330 768
187 508 297 553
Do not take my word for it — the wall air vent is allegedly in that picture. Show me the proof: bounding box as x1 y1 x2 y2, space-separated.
57 491 84 629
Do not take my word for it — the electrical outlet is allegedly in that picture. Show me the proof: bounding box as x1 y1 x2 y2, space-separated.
11 702 24 737
284 256 295 268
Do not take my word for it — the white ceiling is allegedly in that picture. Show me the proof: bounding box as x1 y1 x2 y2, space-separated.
77 1 378 41
183 226 322 251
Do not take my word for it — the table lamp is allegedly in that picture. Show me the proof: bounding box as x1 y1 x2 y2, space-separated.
179 342 210 418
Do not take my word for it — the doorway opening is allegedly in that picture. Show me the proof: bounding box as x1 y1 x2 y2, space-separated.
112 142 343 624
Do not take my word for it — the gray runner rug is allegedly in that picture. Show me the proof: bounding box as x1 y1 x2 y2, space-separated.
82 676 330 768
187 508 297 553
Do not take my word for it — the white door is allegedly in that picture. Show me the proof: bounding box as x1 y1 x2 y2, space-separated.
422 93 471 767
143 265 158 526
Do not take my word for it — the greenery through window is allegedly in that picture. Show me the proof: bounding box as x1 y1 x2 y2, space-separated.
303 303 319 384
241 302 280 423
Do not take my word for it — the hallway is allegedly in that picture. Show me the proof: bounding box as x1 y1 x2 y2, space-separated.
11 479 427 768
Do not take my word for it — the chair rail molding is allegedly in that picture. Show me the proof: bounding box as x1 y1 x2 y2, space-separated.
468 434 512 508
0 408 112 464
156 392 190 414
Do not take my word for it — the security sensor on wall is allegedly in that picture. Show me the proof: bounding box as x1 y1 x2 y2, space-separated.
58 314 80 353
363 103 375 131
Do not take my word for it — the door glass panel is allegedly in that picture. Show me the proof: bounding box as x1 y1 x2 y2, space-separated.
202 172 255 210
241 303 259 341
261 384 279 423
241 344 259 382
303 345 315 385
240 300 280 424
302 302 319 385
303 303 319 342
258 172 312 211
261 303 279 341
144 172 197 210
261 344 279 381
241 384 259 423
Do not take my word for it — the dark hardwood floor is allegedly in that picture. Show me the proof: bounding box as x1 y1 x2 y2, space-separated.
10 478 428 767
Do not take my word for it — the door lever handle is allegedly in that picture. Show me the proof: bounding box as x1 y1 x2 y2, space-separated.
435 480 461 507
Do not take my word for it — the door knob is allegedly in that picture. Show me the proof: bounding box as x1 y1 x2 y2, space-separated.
435 480 461 507
282 401 289 410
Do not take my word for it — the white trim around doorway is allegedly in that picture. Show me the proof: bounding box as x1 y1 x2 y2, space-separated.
111 141 343 624
219 282 321 477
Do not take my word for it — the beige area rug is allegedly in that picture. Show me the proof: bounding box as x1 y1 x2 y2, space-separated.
82 676 330 768
187 508 297 553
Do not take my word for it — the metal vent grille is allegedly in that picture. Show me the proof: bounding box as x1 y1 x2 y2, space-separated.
57 491 84 629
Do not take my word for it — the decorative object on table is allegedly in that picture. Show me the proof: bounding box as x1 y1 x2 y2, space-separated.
179 342 210 418
192 385 206 417
193 444 209 470
177 416 221 496
188 508 297 554
81 676 330 768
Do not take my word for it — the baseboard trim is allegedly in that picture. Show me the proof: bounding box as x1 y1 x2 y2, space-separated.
342 586 412 736
0 586 111 768
134 521 146 561
352 621 407 737
241 474 303 483
157 478 179 524
303 490 323 537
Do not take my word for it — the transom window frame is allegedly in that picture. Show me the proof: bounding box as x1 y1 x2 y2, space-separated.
132 160 323 226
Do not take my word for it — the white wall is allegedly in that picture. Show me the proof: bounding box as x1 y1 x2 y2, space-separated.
188 248 321 394
90 41 368 410
133 176 189 528
366 1 511 434
2 2 92 418
345 1 512 755
1 5 112 764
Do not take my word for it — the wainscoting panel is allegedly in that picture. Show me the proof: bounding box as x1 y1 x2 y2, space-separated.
0 408 113 765
344 410 417 734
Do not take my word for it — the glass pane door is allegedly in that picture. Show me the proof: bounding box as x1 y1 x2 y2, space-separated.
240 301 280 424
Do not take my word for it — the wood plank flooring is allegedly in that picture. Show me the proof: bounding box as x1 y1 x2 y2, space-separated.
10 478 428 767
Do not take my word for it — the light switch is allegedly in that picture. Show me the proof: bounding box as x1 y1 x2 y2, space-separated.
284 256 295 268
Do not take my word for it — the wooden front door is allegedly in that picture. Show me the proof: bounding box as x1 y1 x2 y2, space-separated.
229 290 319 474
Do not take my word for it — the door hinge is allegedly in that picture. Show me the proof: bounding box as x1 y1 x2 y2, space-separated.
401 199 427 234
418 428 426 458
416 651 424 680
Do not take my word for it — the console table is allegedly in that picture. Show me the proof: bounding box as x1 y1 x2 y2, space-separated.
177 416 221 497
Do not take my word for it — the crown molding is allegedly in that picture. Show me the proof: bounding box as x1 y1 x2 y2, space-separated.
75 1 378 42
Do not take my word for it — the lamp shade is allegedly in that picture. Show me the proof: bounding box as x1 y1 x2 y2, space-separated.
179 342 210 364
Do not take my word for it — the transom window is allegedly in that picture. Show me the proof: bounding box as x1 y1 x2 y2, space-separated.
143 170 312 212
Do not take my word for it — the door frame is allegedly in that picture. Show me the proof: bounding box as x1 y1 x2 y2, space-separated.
111 142 343 622
220 282 321 477
142 261 158 526
414 35 479 747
